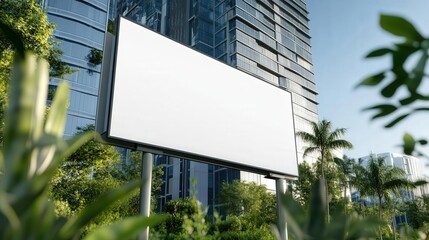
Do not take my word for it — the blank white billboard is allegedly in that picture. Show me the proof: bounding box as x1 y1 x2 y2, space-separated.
107 17 298 177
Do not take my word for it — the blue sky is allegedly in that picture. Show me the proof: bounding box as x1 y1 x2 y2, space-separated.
307 0 429 167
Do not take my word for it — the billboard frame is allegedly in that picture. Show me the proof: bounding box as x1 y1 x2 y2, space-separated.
96 16 299 179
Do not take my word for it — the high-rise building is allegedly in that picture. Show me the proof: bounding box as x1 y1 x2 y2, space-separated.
111 0 318 214
42 0 109 137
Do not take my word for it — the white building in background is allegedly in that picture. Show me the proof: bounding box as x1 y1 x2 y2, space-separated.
359 152 429 201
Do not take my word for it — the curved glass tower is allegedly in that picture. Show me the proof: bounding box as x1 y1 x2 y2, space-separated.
43 0 109 137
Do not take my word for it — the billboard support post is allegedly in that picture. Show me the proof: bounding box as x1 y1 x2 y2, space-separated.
276 178 288 240
139 152 153 240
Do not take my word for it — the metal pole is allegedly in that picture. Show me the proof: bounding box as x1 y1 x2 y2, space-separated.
139 152 153 240
276 178 288 240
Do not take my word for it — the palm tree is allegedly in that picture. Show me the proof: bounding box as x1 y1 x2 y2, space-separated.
297 120 353 222
333 155 355 214
352 156 418 219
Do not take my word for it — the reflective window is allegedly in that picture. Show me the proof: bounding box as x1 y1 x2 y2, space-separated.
63 66 101 89
64 115 94 137
49 15 105 44
48 0 107 25
68 90 98 115
59 40 97 62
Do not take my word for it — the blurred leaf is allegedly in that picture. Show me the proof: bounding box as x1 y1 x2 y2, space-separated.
83 215 166 240
403 133 416 155
44 82 69 137
381 78 403 97
407 52 428 93
364 104 397 119
380 14 424 41
356 72 385 87
385 113 410 128
276 180 381 240
418 139 428 145
308 180 326 237
278 193 307 240
399 94 420 106
413 180 428 187
0 192 20 229
366 48 392 58
414 107 429 112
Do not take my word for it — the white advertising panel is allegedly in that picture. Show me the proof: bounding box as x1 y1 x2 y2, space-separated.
108 17 298 177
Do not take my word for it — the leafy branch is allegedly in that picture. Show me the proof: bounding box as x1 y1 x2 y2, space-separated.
357 14 429 156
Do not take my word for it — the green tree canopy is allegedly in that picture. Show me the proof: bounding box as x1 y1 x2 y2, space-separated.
292 161 317 208
218 180 276 227
333 155 356 213
404 196 429 229
0 0 72 77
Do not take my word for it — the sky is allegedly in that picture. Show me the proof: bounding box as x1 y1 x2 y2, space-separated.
307 0 429 171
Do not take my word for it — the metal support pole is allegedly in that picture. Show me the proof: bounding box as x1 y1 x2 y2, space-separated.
276 178 288 240
139 152 153 240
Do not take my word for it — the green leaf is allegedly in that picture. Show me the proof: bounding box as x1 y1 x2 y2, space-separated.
278 194 307 240
413 179 428 187
407 52 428 93
384 114 410 128
381 78 402 97
380 14 424 41
399 94 420 106
308 180 326 238
44 82 69 137
366 48 392 58
83 215 166 240
418 139 428 145
357 72 385 87
364 104 397 119
403 133 415 155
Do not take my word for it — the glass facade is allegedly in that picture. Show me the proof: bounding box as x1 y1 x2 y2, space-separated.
111 0 319 214
44 0 109 137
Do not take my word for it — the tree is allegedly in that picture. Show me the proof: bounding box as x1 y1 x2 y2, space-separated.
296 120 353 221
218 180 277 227
353 156 417 219
333 155 355 213
0 0 72 77
112 150 164 214
292 161 317 208
404 196 429 229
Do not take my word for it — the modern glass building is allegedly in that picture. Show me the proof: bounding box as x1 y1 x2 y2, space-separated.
42 0 109 137
112 0 318 214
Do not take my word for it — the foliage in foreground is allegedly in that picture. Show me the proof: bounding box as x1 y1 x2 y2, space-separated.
50 125 165 235
357 14 429 157
276 180 381 240
0 22 164 239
